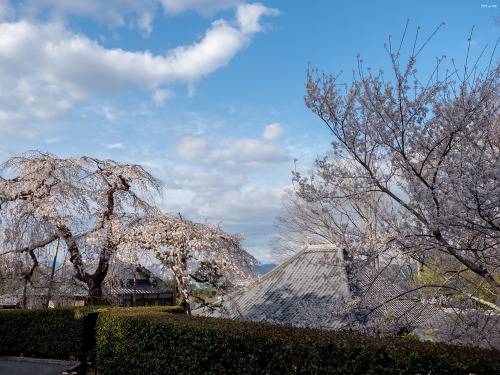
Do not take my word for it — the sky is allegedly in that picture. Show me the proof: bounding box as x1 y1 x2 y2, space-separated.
0 0 498 263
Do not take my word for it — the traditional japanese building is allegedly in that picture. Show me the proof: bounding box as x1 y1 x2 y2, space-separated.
0 260 175 308
197 244 439 331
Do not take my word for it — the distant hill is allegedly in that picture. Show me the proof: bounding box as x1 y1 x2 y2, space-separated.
254 263 277 277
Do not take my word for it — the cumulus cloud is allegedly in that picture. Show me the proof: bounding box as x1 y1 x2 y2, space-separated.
162 180 283 262
194 187 281 218
0 19 243 93
237 3 280 34
223 138 289 169
262 123 283 140
176 136 210 162
169 130 289 261
176 135 289 170
0 3 279 135
160 166 282 225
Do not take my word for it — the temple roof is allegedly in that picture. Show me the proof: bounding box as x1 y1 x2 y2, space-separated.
198 244 440 331
199 244 351 328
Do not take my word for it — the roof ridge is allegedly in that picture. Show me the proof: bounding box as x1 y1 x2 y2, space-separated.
251 243 341 285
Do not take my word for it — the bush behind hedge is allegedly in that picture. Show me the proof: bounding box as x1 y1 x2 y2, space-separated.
96 312 500 375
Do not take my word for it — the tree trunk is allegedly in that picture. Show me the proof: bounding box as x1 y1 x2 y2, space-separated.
172 277 177 306
133 270 137 307
174 273 190 314
87 275 108 305
45 237 60 308
22 277 28 309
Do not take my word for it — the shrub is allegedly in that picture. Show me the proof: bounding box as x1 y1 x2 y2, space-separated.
0 308 82 359
96 312 500 375
0 305 184 360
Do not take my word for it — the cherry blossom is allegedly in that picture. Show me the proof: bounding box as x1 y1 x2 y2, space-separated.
0 151 256 306
298 28 500 346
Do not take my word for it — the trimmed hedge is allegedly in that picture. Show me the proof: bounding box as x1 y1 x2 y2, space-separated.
96 312 500 375
0 305 184 360
70 305 184 318
0 308 82 359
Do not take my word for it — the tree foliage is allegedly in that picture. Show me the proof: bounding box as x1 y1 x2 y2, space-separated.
0 151 256 306
121 213 258 310
291 25 500 346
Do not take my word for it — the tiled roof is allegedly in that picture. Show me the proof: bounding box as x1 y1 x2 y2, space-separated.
198 244 440 331
107 281 172 295
200 244 352 328
356 268 439 329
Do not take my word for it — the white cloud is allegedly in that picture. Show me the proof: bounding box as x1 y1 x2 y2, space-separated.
193 187 281 218
17 1 279 36
176 136 289 170
152 88 174 106
161 181 283 262
137 12 154 36
165 19 248 81
18 1 273 35
168 131 289 261
262 122 283 140
162 188 196 206
21 0 159 34
172 170 247 193
159 165 283 251
106 143 125 149
0 5 278 132
223 138 289 168
98 106 119 121
176 136 210 162
237 3 280 34
191 189 271 228
19 0 252 25
187 83 196 98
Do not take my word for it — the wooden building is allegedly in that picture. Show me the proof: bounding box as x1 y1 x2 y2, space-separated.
0 260 175 308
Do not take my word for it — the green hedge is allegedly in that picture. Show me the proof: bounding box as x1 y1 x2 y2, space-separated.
0 308 82 359
0 305 184 360
96 312 500 375
70 305 184 318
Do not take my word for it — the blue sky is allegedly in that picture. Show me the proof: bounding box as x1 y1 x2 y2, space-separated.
0 0 498 262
